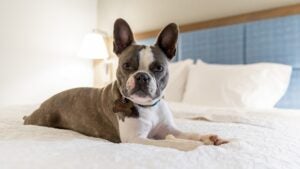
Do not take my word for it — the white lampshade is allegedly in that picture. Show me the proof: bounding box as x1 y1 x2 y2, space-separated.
78 32 109 59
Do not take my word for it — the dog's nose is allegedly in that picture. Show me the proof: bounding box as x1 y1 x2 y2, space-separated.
135 73 150 84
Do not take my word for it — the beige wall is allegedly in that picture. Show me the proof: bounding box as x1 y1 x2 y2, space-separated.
0 0 97 106
97 0 298 35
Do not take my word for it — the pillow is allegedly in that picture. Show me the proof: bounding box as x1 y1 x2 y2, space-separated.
182 61 292 108
164 59 194 102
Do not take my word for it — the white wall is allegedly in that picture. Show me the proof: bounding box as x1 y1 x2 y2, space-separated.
0 0 97 107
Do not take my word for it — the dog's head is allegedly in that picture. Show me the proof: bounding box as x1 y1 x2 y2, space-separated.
113 18 178 106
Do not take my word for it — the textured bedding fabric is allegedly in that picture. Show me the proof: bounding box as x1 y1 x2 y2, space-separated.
1 104 300 169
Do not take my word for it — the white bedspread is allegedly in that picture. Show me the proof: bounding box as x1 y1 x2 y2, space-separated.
1 103 300 169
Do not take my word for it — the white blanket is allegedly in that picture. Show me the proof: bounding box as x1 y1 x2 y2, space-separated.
1 103 300 169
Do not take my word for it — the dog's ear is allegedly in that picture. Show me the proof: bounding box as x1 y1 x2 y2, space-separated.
155 23 178 60
113 18 135 55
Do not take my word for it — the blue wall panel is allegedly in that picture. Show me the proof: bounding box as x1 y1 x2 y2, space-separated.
137 38 156 46
179 24 245 64
246 15 300 68
276 69 300 108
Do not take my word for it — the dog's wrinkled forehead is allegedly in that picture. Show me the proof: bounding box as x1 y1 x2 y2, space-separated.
118 45 168 70
117 45 143 68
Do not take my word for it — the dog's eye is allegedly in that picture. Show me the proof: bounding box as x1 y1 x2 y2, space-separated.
153 65 164 72
122 63 133 70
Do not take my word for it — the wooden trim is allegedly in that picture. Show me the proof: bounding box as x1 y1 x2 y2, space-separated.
134 3 300 40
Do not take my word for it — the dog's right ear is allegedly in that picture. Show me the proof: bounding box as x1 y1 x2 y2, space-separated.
113 18 135 55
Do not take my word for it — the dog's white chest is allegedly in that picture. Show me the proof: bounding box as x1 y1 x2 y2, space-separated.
118 100 173 142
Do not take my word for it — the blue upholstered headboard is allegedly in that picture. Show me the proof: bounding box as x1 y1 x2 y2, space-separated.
138 15 300 109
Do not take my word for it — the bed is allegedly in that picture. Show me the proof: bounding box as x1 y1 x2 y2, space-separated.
1 104 300 169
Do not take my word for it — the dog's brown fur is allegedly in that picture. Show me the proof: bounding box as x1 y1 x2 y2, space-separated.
24 82 123 143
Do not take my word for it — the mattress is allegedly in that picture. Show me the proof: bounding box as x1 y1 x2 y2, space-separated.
1 103 300 169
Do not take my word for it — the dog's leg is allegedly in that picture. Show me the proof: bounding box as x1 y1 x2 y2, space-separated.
119 119 203 151
129 137 203 151
24 108 62 128
156 101 228 145
167 128 229 145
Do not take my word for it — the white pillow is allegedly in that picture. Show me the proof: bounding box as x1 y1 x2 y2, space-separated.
164 59 194 102
182 61 292 108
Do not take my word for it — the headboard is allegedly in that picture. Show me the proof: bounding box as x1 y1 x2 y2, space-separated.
137 14 300 109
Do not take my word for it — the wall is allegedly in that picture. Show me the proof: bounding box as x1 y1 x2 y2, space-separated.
97 0 298 35
0 0 97 107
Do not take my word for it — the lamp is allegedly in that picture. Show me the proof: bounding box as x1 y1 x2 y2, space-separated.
77 31 109 59
78 30 111 87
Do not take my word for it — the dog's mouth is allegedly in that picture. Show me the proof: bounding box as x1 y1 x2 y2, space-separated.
129 94 153 105
130 85 152 97
120 87 160 106
128 88 154 105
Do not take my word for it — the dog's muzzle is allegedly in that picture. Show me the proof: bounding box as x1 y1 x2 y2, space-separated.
126 72 156 97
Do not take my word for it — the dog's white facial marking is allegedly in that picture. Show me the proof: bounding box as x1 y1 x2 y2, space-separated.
138 46 157 97
138 46 154 71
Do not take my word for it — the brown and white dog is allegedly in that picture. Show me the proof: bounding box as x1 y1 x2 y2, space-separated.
24 18 228 151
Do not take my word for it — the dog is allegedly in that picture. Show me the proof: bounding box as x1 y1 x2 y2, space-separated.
24 18 228 151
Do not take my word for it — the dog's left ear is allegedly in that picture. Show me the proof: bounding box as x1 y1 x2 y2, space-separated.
155 23 178 60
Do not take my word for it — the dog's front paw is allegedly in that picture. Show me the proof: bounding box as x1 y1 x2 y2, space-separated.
200 135 229 145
